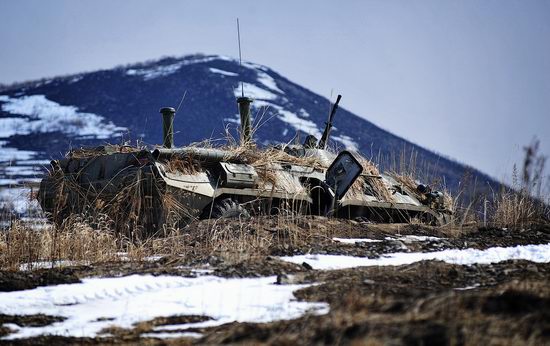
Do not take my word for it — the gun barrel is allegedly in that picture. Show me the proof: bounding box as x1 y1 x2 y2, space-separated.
152 147 230 161
318 94 342 149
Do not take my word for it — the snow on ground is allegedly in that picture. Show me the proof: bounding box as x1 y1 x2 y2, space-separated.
19 260 81 272
141 331 202 339
454 283 481 291
0 179 18 186
391 235 443 242
280 243 550 270
0 95 125 139
209 67 238 77
332 235 443 245
0 275 328 340
0 187 38 214
333 237 382 244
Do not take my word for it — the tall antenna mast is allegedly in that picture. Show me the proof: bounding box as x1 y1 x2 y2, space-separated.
235 18 253 145
237 18 244 97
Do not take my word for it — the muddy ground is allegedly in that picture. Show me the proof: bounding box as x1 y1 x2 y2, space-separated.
0 218 549 345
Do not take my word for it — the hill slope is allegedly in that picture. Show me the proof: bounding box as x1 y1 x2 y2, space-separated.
0 54 495 196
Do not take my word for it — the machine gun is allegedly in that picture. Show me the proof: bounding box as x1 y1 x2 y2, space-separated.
318 94 342 149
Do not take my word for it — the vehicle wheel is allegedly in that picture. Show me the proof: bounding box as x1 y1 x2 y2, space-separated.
210 198 250 219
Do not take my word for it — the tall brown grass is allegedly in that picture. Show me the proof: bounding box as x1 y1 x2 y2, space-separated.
0 217 118 271
489 139 549 228
0 211 336 271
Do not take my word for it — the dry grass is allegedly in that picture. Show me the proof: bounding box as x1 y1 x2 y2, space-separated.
0 217 118 271
68 144 143 159
346 157 394 202
47 159 189 240
0 212 337 271
451 139 550 229
163 156 201 174
490 185 549 229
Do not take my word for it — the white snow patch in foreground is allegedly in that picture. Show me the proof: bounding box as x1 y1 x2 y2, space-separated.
142 331 202 339
454 283 480 291
391 235 442 242
0 95 125 139
19 260 83 272
280 243 550 270
0 275 327 339
209 67 238 77
333 235 442 245
333 238 382 244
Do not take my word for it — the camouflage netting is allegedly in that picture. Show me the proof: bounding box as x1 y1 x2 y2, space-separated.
390 172 453 212
68 145 143 159
47 166 174 240
43 144 450 239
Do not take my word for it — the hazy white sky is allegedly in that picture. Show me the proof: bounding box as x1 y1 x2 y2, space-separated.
0 0 549 182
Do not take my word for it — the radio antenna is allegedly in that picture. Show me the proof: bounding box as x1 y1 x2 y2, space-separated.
237 18 244 97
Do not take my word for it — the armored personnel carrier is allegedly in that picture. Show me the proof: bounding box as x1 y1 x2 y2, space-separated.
38 94 451 238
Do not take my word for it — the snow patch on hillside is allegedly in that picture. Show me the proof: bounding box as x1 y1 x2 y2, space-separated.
256 71 284 94
235 83 278 101
209 68 238 77
126 55 241 80
253 100 322 139
0 95 125 139
333 135 359 151
0 275 328 339
127 62 184 80
68 75 83 84
299 109 310 118
0 143 37 164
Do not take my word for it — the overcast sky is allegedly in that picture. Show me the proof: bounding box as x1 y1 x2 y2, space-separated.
0 0 549 183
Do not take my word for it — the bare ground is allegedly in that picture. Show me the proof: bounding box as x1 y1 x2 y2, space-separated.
0 217 549 345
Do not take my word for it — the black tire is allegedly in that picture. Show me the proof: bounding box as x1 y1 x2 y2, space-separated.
210 198 250 219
